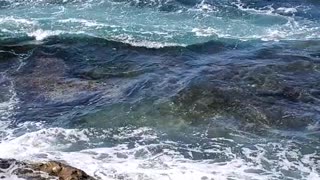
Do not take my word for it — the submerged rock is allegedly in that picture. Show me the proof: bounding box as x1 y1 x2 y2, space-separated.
172 76 316 130
0 158 95 180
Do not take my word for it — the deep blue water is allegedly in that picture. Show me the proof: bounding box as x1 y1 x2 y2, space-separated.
0 0 320 179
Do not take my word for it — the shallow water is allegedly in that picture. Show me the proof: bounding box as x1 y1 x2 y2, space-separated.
0 0 320 179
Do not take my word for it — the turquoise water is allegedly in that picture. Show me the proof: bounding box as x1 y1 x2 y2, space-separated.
1 0 319 46
0 0 320 179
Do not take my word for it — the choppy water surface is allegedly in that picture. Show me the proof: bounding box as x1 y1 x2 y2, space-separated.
0 0 320 179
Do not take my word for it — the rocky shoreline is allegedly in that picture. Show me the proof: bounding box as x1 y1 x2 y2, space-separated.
0 159 95 180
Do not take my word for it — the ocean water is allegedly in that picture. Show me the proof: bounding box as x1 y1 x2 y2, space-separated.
0 0 320 179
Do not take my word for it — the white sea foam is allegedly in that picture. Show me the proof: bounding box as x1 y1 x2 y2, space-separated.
0 125 318 180
0 77 18 125
58 18 107 27
232 0 275 16
27 29 63 41
24 28 182 47
27 29 88 41
192 27 218 37
112 34 184 48
276 7 298 14
125 40 183 48
232 0 298 16
190 0 218 13
0 16 37 26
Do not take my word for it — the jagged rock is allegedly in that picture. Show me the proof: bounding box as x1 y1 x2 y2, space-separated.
32 161 95 180
0 158 95 180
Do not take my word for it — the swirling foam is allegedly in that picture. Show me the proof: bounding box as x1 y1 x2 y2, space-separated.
0 125 319 180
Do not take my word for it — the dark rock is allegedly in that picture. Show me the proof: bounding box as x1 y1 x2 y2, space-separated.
0 158 17 169
172 76 315 130
282 86 301 101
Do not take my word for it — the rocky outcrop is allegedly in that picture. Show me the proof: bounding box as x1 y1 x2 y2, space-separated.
0 158 95 180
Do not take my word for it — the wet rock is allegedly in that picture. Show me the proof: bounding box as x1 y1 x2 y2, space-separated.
13 53 102 102
281 86 301 101
33 161 95 180
172 76 316 130
3 38 320 133
0 158 16 169
0 51 17 60
0 158 95 180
